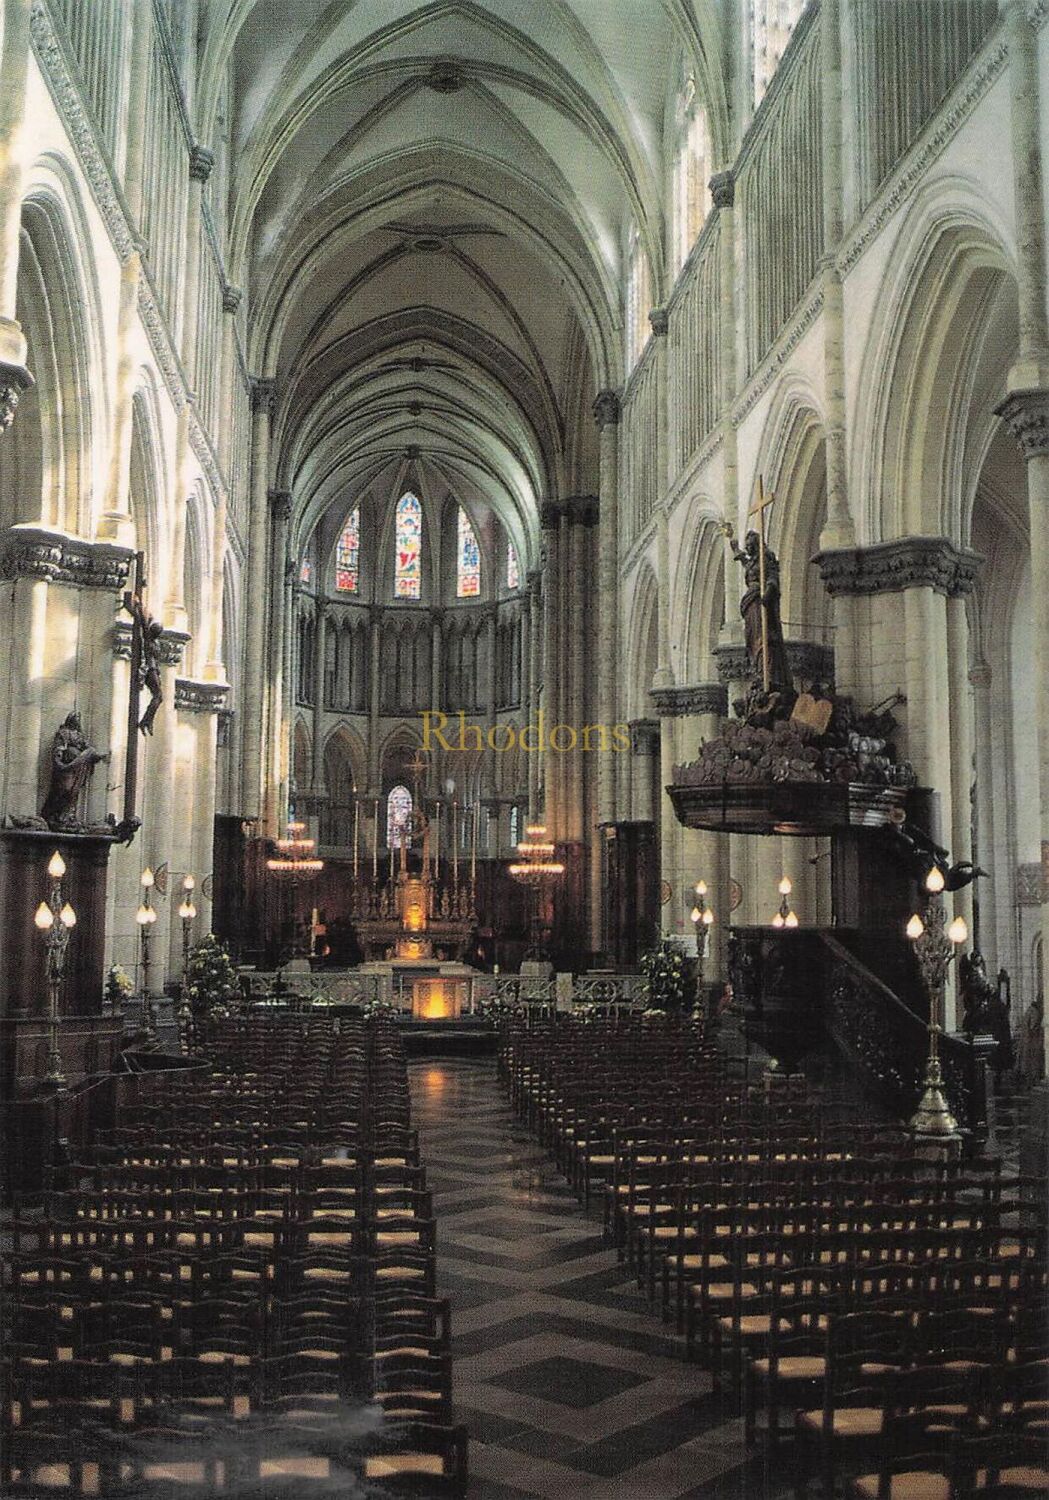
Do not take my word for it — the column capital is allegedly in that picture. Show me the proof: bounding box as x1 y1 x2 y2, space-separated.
0 358 35 434
814 536 982 599
709 170 735 209
188 144 215 183
250 376 277 415
968 660 992 689
648 307 669 337
223 284 243 314
712 639 835 686
994 388 1049 459
539 500 561 531
593 389 621 429
650 683 727 718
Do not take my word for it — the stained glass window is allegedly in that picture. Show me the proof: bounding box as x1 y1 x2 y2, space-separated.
506 541 519 592
387 784 412 848
509 805 519 847
335 508 360 593
300 558 312 585
394 493 422 598
457 507 481 598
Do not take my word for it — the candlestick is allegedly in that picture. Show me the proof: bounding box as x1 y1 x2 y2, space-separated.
470 801 477 886
452 800 459 885
373 798 379 882
353 799 359 879
435 800 441 879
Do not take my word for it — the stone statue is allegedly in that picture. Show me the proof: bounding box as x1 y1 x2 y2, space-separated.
723 526 792 692
960 949 1014 1083
41 712 108 830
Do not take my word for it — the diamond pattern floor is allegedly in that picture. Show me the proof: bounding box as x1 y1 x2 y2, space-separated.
410 1059 785 1500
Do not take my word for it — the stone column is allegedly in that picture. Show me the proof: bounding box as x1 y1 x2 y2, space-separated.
946 593 976 948
969 659 997 966
241 378 275 821
594 390 620 948
819 0 852 550
540 503 561 834
651 684 729 975
367 604 381 794
629 720 660 824
312 603 327 797
526 570 542 819
485 605 498 796
0 0 33 425
430 607 443 714
995 0 1049 1035
264 490 291 835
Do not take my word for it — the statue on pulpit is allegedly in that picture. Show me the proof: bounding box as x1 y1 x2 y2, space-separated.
723 526 792 694
41 712 109 830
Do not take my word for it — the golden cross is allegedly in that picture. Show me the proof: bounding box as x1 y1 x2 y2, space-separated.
748 475 776 692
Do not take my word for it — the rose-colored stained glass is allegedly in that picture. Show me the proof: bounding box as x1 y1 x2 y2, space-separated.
335 508 359 592
394 493 422 598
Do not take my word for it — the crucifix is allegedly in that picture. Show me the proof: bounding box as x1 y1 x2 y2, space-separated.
748 475 776 693
405 748 430 877
121 553 164 828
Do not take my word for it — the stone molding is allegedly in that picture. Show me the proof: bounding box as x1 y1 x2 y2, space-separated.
650 683 727 718
0 359 35 433
541 495 599 528
713 639 835 686
223 284 244 314
709 170 735 209
994 388 1049 459
629 718 661 755
112 620 190 667
0 526 133 590
815 537 982 598
593 389 621 429
732 278 825 425
175 678 230 714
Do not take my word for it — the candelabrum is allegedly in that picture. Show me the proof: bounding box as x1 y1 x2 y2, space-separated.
771 875 799 929
136 866 159 1045
177 874 197 1054
906 865 968 1138
690 880 716 1018
34 851 77 1091
508 825 564 961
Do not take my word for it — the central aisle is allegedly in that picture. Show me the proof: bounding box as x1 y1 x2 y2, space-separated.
408 1059 754 1500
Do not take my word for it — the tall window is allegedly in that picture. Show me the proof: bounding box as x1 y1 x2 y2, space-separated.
394 492 422 599
625 223 651 372
509 804 520 848
300 558 312 586
672 76 710 275
506 541 520 592
335 507 360 593
752 0 808 107
456 507 481 598
387 784 413 848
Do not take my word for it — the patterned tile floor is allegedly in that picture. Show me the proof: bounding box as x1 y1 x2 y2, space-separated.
409 1059 787 1500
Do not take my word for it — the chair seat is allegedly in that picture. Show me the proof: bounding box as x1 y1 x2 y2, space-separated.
751 1355 825 1378
718 1314 771 1335
366 1454 445 1478
798 1406 882 1436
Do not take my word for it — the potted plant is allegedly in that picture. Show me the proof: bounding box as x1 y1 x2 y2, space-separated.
639 939 694 1013
184 934 239 1016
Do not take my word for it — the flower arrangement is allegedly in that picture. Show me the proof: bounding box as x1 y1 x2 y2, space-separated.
184 933 239 1015
639 939 693 1012
104 964 134 1009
